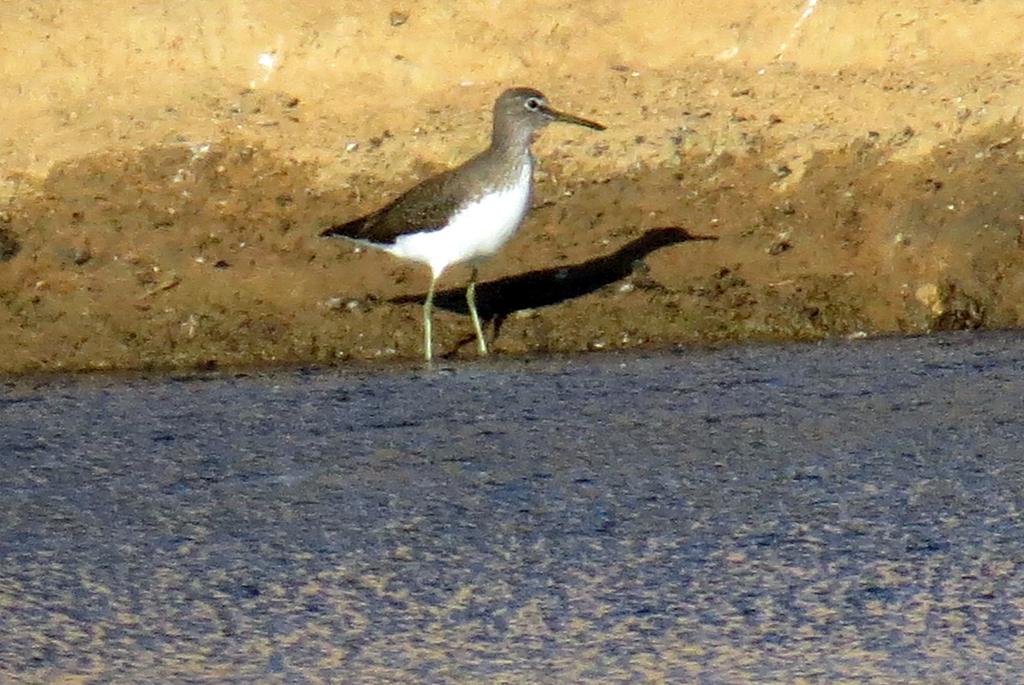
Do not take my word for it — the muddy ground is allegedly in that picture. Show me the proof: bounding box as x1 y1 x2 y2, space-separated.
2 1 1024 373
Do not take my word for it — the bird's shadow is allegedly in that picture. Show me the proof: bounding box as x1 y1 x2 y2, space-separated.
389 226 717 344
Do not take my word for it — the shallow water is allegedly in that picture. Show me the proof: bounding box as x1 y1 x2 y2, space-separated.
3 332 1024 682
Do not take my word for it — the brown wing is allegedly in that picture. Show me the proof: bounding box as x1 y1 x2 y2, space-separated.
321 161 480 245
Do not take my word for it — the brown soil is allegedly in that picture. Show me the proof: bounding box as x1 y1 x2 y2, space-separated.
3 1 1024 373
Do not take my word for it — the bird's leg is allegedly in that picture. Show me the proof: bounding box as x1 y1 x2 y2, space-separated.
424 276 436 362
467 267 488 355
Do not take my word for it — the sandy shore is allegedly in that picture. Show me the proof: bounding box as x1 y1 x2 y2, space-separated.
2 1 1024 372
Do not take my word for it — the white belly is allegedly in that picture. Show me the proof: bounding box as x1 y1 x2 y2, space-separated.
384 164 532 279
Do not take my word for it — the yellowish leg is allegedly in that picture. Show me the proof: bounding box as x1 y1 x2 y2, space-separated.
424 277 436 362
466 268 488 355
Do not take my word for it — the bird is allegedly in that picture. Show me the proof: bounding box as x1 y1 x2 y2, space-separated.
320 87 605 362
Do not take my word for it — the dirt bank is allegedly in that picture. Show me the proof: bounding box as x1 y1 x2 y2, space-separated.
2 1 1024 372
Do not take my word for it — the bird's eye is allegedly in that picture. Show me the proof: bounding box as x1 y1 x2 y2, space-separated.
525 98 540 111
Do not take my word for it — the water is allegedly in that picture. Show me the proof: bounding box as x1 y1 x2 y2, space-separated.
3 331 1024 682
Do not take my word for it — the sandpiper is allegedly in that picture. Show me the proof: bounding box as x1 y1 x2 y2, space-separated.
320 87 605 361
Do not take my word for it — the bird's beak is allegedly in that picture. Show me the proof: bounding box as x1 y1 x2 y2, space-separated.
542 105 606 131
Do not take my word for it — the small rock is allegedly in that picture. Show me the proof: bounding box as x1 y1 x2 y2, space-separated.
890 126 915 147
72 247 92 265
389 10 409 26
767 238 792 256
776 200 796 215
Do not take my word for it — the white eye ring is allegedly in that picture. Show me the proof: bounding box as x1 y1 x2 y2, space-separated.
525 98 541 111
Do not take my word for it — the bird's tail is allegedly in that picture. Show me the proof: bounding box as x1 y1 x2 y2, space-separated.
320 218 361 238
